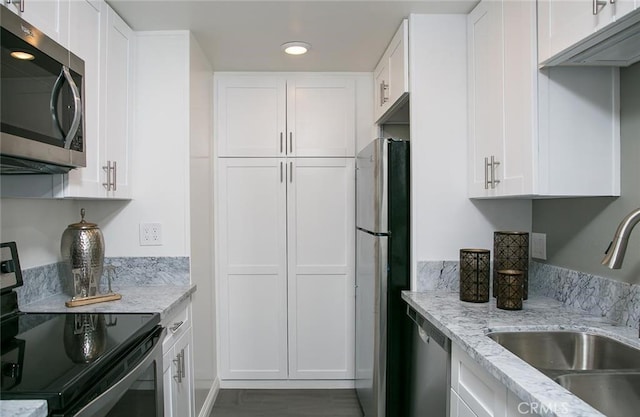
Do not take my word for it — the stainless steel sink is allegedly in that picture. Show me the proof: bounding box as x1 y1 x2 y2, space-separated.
487 331 640 415
487 331 640 371
554 372 640 416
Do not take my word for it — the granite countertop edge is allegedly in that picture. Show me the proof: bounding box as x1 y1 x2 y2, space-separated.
402 290 640 417
19 284 197 320
0 400 48 417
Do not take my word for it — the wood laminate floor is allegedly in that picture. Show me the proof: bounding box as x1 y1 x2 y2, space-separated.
210 389 364 417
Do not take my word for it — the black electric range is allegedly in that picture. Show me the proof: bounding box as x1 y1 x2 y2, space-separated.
0 242 163 416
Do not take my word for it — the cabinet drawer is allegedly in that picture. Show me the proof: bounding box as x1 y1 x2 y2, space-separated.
451 344 506 417
162 298 192 351
451 388 478 417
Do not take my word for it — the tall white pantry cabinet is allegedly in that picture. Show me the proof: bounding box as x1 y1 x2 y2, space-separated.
215 74 364 382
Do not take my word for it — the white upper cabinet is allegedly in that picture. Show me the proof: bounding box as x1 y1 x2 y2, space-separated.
216 74 356 157
4 0 70 47
102 6 134 198
287 77 355 157
63 3 133 198
216 76 287 157
538 0 639 65
373 19 409 123
468 0 620 198
63 0 105 198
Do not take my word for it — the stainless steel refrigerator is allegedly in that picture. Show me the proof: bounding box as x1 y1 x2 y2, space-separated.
355 138 411 417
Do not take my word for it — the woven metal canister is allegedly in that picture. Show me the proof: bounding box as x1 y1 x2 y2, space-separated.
493 231 529 299
496 269 524 310
459 249 490 303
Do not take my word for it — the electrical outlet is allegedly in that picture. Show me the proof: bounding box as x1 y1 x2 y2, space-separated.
140 223 162 246
531 232 547 260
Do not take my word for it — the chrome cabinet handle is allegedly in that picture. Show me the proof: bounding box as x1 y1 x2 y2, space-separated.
103 161 113 191
380 81 389 106
289 132 293 154
484 157 490 190
280 162 283 183
280 132 283 154
172 351 183 383
169 320 184 333
112 161 117 191
484 156 501 189
593 0 607 14
490 155 500 189
180 348 186 377
289 161 293 183
5 0 25 13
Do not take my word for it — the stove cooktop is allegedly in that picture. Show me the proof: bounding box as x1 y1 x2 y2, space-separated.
0 312 160 411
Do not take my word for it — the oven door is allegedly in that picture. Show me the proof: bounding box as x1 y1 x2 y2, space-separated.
68 326 165 417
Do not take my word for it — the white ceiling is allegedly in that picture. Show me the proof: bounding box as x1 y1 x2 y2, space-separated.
106 0 478 72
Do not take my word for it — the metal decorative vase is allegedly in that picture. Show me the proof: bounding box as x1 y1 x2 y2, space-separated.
493 231 529 299
459 249 490 303
496 269 524 310
61 209 105 298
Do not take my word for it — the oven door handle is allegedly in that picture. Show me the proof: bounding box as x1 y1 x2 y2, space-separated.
72 328 166 417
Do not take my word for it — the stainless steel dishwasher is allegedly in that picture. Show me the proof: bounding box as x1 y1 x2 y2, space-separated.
407 305 451 417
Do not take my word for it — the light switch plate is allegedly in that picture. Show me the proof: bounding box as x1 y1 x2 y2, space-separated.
531 232 547 260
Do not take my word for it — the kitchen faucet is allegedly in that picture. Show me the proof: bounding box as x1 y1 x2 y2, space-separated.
602 208 640 269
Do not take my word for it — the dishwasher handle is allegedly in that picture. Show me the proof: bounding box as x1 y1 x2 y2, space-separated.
407 305 451 352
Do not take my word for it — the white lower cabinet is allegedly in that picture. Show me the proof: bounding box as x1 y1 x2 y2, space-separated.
217 157 355 381
451 388 478 417
451 344 536 417
162 299 194 417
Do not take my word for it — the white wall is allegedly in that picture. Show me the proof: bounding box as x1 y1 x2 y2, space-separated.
408 14 532 286
188 33 218 389
0 199 78 268
81 32 191 257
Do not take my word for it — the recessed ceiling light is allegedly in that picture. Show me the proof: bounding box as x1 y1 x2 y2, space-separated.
10 51 35 60
281 41 311 56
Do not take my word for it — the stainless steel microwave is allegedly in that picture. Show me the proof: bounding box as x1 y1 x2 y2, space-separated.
1 11 86 174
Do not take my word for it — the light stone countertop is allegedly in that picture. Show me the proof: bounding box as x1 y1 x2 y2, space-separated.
0 400 47 417
402 291 640 417
19 284 197 319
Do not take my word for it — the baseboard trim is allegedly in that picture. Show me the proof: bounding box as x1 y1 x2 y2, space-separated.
219 379 355 389
197 377 220 417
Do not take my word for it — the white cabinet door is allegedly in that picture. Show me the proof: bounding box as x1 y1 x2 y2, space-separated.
373 60 390 122
216 76 286 157
162 300 194 417
163 348 177 417
63 0 105 198
451 388 478 417
287 77 356 157
451 344 507 417
373 19 408 123
538 0 612 64
61 2 133 199
467 0 503 197
217 158 288 379
12 0 69 47
287 158 355 379
174 327 194 417
387 20 409 109
102 6 133 198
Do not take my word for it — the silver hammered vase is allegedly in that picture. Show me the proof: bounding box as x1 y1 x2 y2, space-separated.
61 208 105 298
